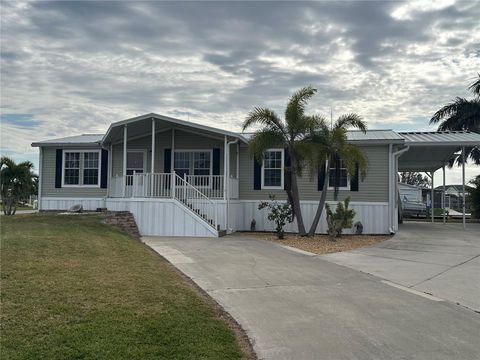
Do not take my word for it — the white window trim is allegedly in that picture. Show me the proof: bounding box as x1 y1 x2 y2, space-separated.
327 159 350 191
62 149 101 188
126 149 147 174
261 148 284 190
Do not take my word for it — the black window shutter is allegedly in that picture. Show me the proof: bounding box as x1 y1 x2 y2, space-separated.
212 148 220 175
333 155 341 188
284 148 291 190
350 163 359 192
164 149 171 172
100 149 108 188
253 158 262 190
317 161 326 191
55 149 62 188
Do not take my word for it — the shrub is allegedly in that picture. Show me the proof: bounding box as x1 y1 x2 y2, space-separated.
325 197 356 241
258 195 294 239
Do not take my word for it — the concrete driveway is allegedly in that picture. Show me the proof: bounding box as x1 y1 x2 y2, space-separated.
143 234 480 360
323 222 480 312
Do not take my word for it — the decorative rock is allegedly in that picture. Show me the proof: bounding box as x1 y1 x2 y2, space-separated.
353 221 363 235
68 204 83 213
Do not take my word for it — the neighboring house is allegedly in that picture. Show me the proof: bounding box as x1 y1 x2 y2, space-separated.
431 184 473 211
32 113 480 237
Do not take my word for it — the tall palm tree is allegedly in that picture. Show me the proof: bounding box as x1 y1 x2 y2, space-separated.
430 74 480 165
243 86 321 236
305 114 368 236
0 156 36 215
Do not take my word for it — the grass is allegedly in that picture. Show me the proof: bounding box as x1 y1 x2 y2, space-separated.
242 232 392 255
1 214 247 360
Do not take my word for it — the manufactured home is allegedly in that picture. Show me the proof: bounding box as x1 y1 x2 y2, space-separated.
32 113 480 237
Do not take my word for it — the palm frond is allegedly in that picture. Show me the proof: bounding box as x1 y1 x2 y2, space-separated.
334 113 366 133
243 107 286 136
468 73 480 96
285 86 317 136
247 129 285 162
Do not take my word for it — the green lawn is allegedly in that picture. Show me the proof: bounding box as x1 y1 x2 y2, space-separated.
1 214 246 359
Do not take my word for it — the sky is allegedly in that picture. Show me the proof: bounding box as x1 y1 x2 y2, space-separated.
1 0 479 185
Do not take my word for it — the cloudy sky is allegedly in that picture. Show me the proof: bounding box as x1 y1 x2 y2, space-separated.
1 0 479 184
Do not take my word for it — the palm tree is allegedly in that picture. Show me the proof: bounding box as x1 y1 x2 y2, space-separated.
0 156 36 215
306 114 368 236
430 74 480 165
243 86 321 236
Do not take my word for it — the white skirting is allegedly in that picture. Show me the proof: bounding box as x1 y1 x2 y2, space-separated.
227 200 390 235
40 197 106 211
41 196 390 236
106 198 218 237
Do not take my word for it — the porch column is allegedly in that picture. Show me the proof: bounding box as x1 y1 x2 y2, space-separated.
236 143 240 178
442 164 446 224
224 136 228 201
462 146 466 229
171 128 175 198
107 143 113 197
431 171 435 223
122 125 127 197
151 118 155 196
224 136 228 231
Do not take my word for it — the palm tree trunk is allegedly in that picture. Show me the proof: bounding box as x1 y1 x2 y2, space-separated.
290 171 307 236
308 166 330 236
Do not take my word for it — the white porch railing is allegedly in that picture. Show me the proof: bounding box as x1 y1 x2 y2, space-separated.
174 174 218 230
185 175 224 199
109 173 229 200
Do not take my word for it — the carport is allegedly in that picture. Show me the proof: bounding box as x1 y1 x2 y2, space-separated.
396 131 480 229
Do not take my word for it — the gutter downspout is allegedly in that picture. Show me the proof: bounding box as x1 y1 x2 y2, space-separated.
225 138 239 233
390 145 410 233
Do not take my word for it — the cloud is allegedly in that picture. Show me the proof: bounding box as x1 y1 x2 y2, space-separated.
0 113 43 128
1 0 479 180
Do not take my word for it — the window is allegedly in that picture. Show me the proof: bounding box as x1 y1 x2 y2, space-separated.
83 152 99 185
194 151 211 176
328 158 349 189
126 151 144 175
262 149 283 189
174 151 190 177
174 151 212 177
63 150 100 187
64 152 80 185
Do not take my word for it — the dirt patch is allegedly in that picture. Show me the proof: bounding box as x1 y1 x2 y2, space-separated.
241 232 392 255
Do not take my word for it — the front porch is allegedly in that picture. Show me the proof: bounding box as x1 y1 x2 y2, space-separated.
109 172 239 199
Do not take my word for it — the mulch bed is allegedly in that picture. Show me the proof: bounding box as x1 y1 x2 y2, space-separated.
241 232 392 255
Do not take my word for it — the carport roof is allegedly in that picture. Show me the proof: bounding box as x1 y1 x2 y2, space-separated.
399 131 480 146
397 131 480 172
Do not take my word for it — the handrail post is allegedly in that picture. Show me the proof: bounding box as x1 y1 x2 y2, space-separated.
132 171 137 198
183 173 187 203
172 173 175 199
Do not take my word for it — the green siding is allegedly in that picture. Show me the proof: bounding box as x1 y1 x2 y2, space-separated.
41 147 107 198
238 144 389 202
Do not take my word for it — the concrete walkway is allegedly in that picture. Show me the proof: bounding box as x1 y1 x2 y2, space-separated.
143 234 480 360
323 222 480 311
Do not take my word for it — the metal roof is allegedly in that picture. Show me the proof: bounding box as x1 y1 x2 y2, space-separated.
399 131 480 146
31 134 103 147
347 130 404 142
241 129 404 144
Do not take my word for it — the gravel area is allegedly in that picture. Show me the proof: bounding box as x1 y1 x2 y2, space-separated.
240 232 392 255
